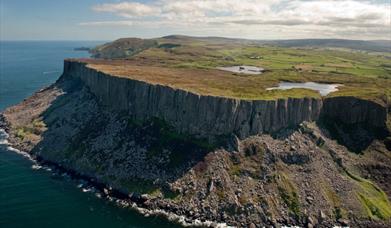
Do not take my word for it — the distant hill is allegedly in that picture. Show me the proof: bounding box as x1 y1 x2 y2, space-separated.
91 35 390 59
90 38 158 59
262 39 391 53
162 35 391 52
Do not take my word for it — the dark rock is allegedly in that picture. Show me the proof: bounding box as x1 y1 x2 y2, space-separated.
322 96 387 129
63 60 325 139
280 152 310 165
385 137 391 151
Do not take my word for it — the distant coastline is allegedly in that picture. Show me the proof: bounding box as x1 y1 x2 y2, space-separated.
74 47 91 51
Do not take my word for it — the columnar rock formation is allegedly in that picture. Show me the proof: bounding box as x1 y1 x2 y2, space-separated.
62 60 388 138
322 96 387 128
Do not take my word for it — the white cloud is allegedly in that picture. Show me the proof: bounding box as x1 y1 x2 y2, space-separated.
81 0 391 39
92 2 159 17
79 20 134 26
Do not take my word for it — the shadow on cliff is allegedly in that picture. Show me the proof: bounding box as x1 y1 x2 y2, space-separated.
316 97 390 153
30 77 215 194
30 75 390 201
317 118 389 153
30 76 104 159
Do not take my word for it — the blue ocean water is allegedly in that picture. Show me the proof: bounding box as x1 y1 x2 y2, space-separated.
0 41 179 228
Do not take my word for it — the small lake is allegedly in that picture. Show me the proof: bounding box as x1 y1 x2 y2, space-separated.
266 82 341 96
217 65 264 74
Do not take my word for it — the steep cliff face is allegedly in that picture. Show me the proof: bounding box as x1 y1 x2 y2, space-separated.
63 60 323 138
322 96 387 129
2 60 391 227
62 60 388 139
320 96 389 152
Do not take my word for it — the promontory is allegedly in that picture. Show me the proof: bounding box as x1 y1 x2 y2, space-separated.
1 35 391 227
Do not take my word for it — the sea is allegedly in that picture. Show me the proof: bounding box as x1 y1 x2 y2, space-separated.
0 41 179 228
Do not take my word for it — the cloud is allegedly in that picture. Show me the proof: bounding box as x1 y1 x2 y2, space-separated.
79 20 134 26
92 2 159 17
81 0 391 39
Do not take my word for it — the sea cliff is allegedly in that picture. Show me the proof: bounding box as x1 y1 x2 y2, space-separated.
1 59 391 227
322 96 387 128
62 60 388 138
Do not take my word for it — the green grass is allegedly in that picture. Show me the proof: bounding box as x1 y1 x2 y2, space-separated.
118 178 179 199
357 192 391 220
14 119 46 140
276 172 301 218
119 179 160 194
229 164 241 176
15 127 28 140
321 182 347 219
128 117 215 168
345 170 391 220
89 37 391 102
162 44 390 102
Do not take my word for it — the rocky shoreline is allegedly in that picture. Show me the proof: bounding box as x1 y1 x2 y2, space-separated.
0 127 231 228
1 62 390 227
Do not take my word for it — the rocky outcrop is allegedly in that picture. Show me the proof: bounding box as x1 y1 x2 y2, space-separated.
321 96 387 129
320 96 389 152
62 60 323 138
2 60 391 228
62 60 388 139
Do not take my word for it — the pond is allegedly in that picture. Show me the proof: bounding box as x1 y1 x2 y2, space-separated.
266 82 341 96
217 65 264 74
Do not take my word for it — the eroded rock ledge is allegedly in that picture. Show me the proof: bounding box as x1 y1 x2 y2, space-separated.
63 60 388 139
2 59 391 227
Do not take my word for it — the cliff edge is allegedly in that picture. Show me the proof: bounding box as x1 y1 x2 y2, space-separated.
63 60 388 140
1 58 390 227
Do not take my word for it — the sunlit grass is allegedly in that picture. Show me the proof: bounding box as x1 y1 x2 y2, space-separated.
345 170 391 220
87 39 391 102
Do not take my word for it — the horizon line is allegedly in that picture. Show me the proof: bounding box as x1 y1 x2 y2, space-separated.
0 40 109 42
1 35 391 42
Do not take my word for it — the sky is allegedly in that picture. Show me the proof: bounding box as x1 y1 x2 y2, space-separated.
1 0 390 40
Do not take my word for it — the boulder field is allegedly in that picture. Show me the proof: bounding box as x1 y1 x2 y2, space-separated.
1 60 390 227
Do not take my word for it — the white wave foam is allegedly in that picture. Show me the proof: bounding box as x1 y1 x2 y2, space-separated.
82 188 92 193
32 164 43 170
6 145 30 158
114 199 233 228
0 128 37 163
0 128 232 227
0 129 9 145
0 138 8 145
95 193 102 198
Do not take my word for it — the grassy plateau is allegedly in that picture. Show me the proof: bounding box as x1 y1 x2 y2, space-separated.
74 36 390 104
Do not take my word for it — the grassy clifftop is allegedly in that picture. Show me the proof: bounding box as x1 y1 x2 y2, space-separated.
82 36 391 103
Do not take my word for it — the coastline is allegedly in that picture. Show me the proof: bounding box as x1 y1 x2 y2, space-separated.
1 58 389 227
0 127 231 228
